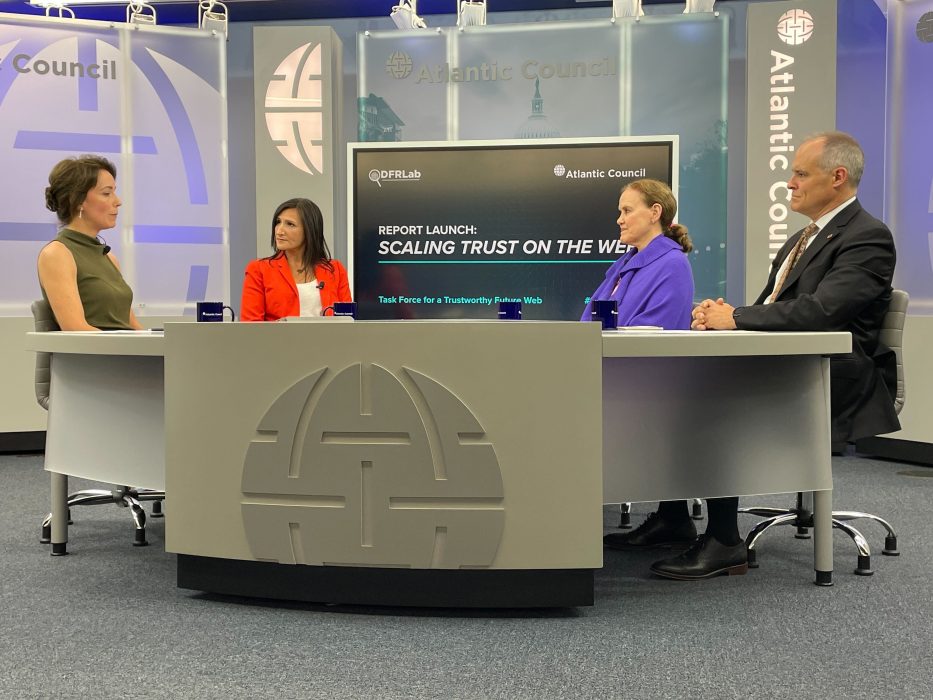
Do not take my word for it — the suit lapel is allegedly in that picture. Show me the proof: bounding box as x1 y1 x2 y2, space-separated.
272 256 298 294
775 200 861 300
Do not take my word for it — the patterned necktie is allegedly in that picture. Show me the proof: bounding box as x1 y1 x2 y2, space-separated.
769 222 819 302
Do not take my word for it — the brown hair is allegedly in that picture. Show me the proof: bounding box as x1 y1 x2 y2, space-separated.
45 155 117 225
266 197 334 274
624 178 693 253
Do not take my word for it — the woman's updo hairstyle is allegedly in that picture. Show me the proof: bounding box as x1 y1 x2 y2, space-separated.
623 178 693 253
45 155 116 225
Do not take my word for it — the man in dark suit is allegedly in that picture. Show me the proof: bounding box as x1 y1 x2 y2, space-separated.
646 131 899 580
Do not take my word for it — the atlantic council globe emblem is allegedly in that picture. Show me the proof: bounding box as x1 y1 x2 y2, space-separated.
918 12 933 43
241 364 505 568
776 9 814 46
264 42 325 175
385 51 413 79
553 164 566 177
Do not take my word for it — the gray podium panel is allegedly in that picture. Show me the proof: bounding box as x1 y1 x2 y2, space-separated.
164 322 603 599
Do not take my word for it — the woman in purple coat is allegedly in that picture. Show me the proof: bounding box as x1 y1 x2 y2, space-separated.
581 178 694 328
586 179 701 557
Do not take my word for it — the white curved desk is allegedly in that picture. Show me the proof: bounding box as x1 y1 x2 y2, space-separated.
24 331 164 554
27 325 849 602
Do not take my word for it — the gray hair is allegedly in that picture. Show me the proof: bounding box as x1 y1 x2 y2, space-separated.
808 131 864 188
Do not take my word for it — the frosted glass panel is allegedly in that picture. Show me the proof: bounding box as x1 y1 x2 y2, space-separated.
886 1 933 314
358 14 728 300
0 14 227 316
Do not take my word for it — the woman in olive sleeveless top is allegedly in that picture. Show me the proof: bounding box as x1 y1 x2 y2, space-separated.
37 155 142 331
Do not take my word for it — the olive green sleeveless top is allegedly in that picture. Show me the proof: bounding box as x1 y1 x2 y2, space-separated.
41 229 134 331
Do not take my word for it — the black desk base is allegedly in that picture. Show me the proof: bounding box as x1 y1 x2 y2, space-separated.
177 555 594 608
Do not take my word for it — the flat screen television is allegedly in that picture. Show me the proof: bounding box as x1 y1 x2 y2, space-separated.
348 136 677 320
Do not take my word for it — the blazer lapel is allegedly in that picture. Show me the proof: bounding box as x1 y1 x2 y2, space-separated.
776 200 861 299
272 256 298 294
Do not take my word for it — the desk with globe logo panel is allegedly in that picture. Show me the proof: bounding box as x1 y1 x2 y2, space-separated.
164 321 605 608
27 324 849 605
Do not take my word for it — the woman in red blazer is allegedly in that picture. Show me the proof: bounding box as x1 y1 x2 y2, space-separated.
241 198 352 321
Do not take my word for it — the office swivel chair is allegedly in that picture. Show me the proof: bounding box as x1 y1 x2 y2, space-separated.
741 290 908 576
32 299 164 550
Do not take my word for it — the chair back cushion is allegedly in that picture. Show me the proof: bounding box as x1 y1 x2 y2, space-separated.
879 289 908 415
31 299 59 410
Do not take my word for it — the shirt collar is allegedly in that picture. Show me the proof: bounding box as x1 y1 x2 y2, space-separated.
812 195 857 231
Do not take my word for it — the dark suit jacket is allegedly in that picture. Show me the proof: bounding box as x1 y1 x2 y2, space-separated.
733 199 900 443
240 255 352 321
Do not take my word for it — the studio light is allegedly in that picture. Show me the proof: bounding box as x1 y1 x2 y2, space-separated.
28 0 75 17
390 0 427 30
127 1 157 25
684 0 716 12
199 0 229 37
458 0 487 28
611 0 644 19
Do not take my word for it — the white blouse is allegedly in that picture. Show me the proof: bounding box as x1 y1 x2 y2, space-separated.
296 281 323 317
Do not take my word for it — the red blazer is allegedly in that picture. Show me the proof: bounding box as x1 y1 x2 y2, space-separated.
241 255 352 321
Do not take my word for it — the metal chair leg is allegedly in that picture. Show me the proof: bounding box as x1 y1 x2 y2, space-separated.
832 511 899 555
744 512 800 568
832 519 873 576
691 498 703 520
125 497 149 547
618 502 632 529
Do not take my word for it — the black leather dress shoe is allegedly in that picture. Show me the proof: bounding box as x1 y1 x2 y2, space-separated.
603 512 697 550
649 534 748 580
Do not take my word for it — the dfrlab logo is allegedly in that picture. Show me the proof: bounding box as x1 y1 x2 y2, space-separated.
776 9 814 46
386 51 413 79
265 43 325 175
241 364 505 568
917 12 933 43
368 168 422 187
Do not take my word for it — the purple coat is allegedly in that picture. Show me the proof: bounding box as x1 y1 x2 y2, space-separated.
580 234 694 329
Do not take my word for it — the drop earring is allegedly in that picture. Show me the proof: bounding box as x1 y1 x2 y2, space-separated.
79 208 84 219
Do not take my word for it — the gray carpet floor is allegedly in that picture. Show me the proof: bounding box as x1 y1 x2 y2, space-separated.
1 451 931 699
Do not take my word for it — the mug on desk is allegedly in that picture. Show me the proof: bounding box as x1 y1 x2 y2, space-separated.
332 302 357 319
591 299 618 330
498 301 522 320
196 301 235 322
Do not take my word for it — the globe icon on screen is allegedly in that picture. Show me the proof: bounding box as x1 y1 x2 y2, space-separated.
553 164 566 177
776 9 814 46
385 51 413 79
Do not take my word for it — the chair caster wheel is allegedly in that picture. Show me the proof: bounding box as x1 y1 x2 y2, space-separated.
133 531 149 547
618 512 631 529
747 549 759 569
151 500 164 518
691 502 703 520
794 527 811 540
854 554 873 576
51 543 68 556
40 524 51 544
882 535 899 556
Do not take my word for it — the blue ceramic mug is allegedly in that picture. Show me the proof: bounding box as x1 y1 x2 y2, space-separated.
196 301 235 322
498 301 522 320
333 301 357 319
591 299 618 330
